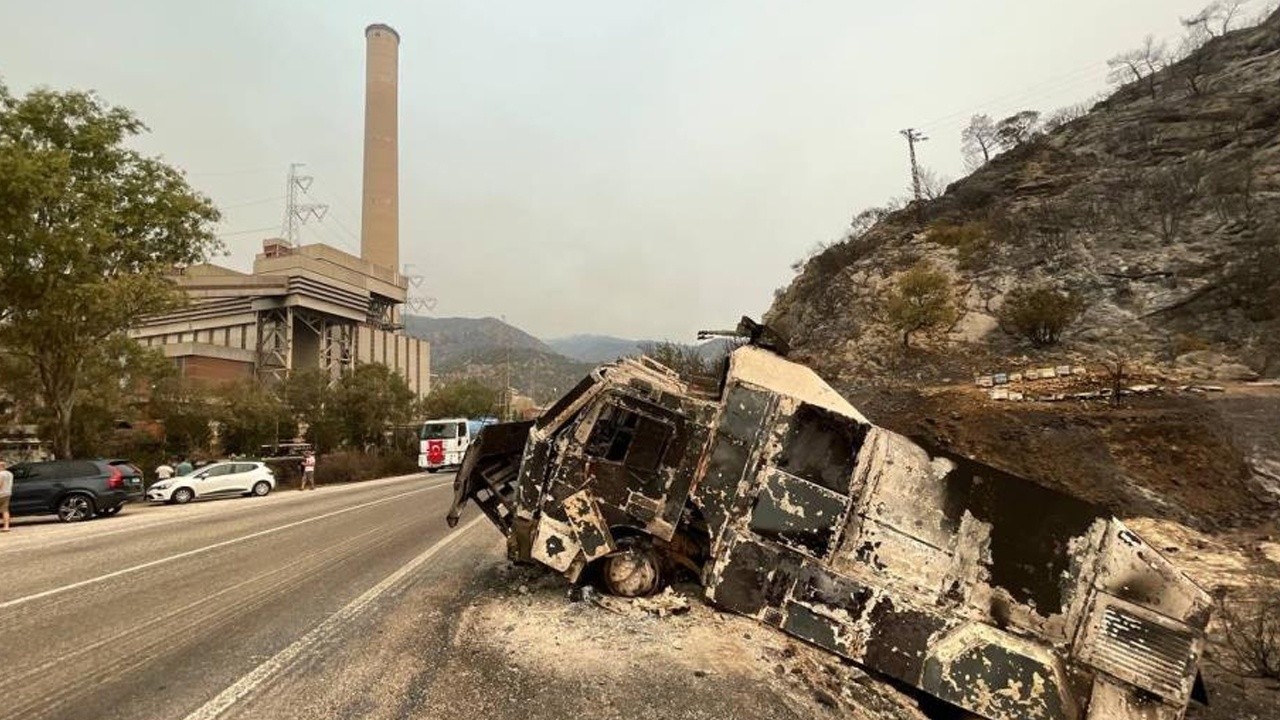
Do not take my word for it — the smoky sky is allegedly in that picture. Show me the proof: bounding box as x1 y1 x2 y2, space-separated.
0 0 1226 340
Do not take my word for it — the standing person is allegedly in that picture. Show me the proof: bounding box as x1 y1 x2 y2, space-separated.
155 460 175 484
300 450 316 491
175 457 193 477
0 459 13 533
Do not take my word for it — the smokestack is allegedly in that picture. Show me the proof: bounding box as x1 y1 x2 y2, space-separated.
361 23 399 274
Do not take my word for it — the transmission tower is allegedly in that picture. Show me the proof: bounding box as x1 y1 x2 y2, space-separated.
281 163 329 246
899 128 928 203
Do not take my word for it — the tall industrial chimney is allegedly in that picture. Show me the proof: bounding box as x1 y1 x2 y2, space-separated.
361 23 399 274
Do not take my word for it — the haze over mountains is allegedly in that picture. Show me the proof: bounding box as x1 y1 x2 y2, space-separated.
404 315 730 401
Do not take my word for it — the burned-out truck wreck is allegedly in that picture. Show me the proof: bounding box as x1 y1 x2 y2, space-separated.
447 321 1211 720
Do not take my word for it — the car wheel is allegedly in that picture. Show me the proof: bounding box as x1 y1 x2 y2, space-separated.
57 494 96 523
97 505 122 517
426 468 439 474
251 481 271 497
171 487 194 505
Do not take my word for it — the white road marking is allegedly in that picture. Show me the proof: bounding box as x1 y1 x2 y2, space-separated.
180 514 486 720
0 479 455 611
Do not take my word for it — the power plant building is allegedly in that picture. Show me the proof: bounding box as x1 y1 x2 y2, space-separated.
131 23 429 396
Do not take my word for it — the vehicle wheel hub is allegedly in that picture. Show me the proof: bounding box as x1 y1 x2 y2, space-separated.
601 548 661 598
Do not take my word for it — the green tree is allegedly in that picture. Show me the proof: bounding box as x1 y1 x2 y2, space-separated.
1 334 171 457
333 364 416 448
148 377 215 456
638 341 708 380
885 262 957 349
0 83 220 457
999 285 1085 347
279 369 341 452
420 379 499 420
215 382 293 455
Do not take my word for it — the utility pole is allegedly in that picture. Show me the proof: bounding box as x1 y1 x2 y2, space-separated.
899 128 928 203
281 163 329 246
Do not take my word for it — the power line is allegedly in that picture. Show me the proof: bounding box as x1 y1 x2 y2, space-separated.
915 60 1109 133
215 225 278 238
219 195 286 211
187 166 278 178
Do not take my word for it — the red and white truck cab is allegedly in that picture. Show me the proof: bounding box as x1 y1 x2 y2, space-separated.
419 418 489 473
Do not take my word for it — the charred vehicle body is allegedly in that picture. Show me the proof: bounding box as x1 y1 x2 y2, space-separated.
447 324 1211 720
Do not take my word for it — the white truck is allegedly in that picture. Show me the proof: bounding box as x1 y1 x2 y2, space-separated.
418 418 492 473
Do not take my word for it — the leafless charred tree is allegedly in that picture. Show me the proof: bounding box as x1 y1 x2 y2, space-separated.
1174 33 1214 95
1144 159 1207 243
1215 589 1280 680
994 111 1042 151
916 167 950 201
1183 0 1252 38
961 114 999 170
1107 35 1169 99
1042 103 1091 133
1204 150 1259 223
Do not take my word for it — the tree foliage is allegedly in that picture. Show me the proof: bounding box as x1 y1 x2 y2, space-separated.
420 379 500 420
149 376 215 457
332 364 416 448
0 83 221 457
215 381 294 456
884 262 957 348
999 286 1085 347
638 341 710 380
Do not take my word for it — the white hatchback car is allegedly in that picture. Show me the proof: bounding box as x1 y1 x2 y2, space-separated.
148 461 276 504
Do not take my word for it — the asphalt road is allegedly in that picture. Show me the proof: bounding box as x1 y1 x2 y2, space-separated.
0 472 490 720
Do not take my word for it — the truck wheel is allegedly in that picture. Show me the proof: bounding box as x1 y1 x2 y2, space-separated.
601 547 662 597
57 494 96 522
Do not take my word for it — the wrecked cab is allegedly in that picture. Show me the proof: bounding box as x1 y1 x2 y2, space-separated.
448 338 1211 720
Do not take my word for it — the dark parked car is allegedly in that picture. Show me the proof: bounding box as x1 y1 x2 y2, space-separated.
7 459 145 522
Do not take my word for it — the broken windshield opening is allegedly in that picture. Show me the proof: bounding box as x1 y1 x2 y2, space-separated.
585 404 672 473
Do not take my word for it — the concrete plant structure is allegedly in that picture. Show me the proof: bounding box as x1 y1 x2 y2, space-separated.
131 22 429 396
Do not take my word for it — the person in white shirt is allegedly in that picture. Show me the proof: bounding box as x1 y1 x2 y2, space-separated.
0 459 13 533
155 462 175 483
299 451 317 491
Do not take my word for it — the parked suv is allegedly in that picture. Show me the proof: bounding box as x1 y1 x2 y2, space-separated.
8 459 145 522
147 461 275 504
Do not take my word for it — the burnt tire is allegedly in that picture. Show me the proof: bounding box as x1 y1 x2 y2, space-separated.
171 487 194 505
251 481 271 497
600 548 662 598
57 494 96 523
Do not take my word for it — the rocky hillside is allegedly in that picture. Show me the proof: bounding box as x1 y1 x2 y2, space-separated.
768 10 1280 383
403 316 552 368
403 316 593 404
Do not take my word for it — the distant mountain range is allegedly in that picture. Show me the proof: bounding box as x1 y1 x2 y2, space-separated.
544 334 645 363
403 316 739 403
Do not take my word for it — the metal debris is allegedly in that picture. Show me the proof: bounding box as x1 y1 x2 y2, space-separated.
448 318 1212 720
